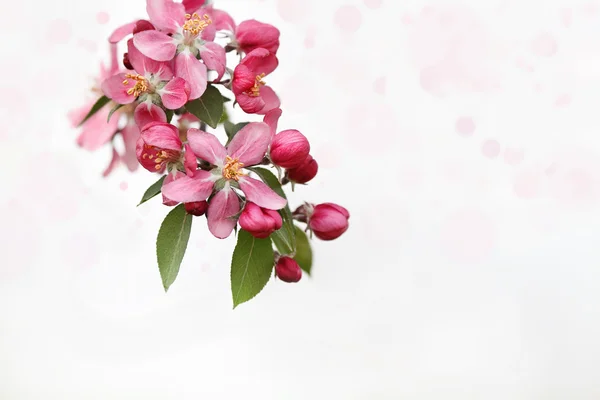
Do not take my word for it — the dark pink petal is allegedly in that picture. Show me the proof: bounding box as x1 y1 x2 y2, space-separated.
102 148 121 177
226 122 270 165
240 48 278 76
101 73 136 104
121 123 140 172
174 51 208 100
162 171 186 206
263 108 282 139
133 30 177 62
236 93 265 114
207 186 240 239
232 64 256 95
187 128 227 166
109 21 136 44
161 170 216 203
146 0 185 33
236 20 280 54
199 42 226 81
134 102 167 130
77 106 119 151
141 122 182 150
256 86 280 115
239 176 287 210
159 77 190 109
182 0 205 14
183 143 198 176
127 38 164 75
133 20 155 34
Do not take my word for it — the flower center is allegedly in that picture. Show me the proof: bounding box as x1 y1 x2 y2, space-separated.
222 156 245 181
183 13 212 36
141 145 180 171
247 73 266 97
123 74 149 97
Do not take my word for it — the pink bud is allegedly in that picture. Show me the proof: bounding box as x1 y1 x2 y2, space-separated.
236 20 281 54
270 129 310 169
123 53 134 70
275 257 302 283
133 20 155 34
239 202 283 239
185 201 208 216
309 203 350 241
286 155 318 184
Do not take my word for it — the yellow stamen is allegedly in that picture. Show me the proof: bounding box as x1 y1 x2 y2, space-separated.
222 156 245 181
248 73 266 97
124 74 149 97
155 164 161 170
183 13 212 36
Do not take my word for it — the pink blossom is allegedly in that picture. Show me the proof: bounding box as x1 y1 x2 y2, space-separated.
239 202 283 239
136 122 196 174
308 203 350 241
132 0 227 97
232 48 280 115
161 122 287 239
286 155 318 184
235 20 280 55
275 257 302 283
184 200 209 216
270 130 310 169
102 39 190 114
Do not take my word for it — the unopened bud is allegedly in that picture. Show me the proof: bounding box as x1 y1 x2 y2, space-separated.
308 203 350 241
270 129 310 169
123 53 134 70
275 257 302 283
185 201 208 216
286 155 318 184
239 202 283 239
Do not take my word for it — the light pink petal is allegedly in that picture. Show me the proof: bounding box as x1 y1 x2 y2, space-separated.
159 77 190 109
134 102 167 130
162 171 186 206
174 51 208 100
236 92 265 115
161 170 215 203
182 0 206 14
108 43 119 76
263 108 282 139
101 73 136 104
146 0 185 33
133 30 177 62
121 123 140 172
209 7 236 32
187 128 227 165
256 86 280 115
141 122 182 150
183 143 198 176
200 42 226 81
239 176 287 210
102 148 121 177
207 186 240 239
109 21 136 44
127 38 164 75
240 48 278 76
68 102 93 127
77 107 120 151
226 122 271 165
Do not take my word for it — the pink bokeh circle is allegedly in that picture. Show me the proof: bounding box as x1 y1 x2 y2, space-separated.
334 5 363 33
439 209 496 263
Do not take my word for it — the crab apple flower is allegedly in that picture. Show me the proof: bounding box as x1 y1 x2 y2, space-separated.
102 39 189 116
161 122 287 239
239 202 283 239
308 203 350 241
286 155 318 184
136 122 196 174
232 48 280 115
270 130 310 169
275 257 302 283
234 20 280 55
132 0 227 97
185 201 209 216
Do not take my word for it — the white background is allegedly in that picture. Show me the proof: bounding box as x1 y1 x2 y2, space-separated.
2 0 600 398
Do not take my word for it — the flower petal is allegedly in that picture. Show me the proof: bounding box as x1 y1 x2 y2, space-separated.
127 38 164 75
182 0 206 14
133 30 177 62
187 128 227 166
207 186 240 239
109 21 136 44
162 171 187 206
226 122 270 165
236 92 265 114
102 147 121 177
262 108 282 139
199 42 226 81
174 51 208 100
183 143 198 176
101 73 136 104
159 77 190 109
134 102 167 130
240 48 278 76
77 106 120 151
232 64 256 95
121 123 141 172
161 170 216 203
146 0 185 33
236 20 280 54
256 85 280 115
209 7 236 32
141 122 182 150
239 176 287 210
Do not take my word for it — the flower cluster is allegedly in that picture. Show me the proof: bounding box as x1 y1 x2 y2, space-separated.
71 0 349 307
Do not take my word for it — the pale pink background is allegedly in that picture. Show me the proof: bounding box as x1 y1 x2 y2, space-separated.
2 0 600 398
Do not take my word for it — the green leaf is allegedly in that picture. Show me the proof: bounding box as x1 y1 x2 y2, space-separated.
185 84 224 129
224 121 250 144
107 104 124 122
219 107 229 124
249 167 296 255
157 204 193 291
293 225 313 275
78 96 110 126
222 95 232 103
231 230 275 308
165 109 174 123
137 175 166 206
